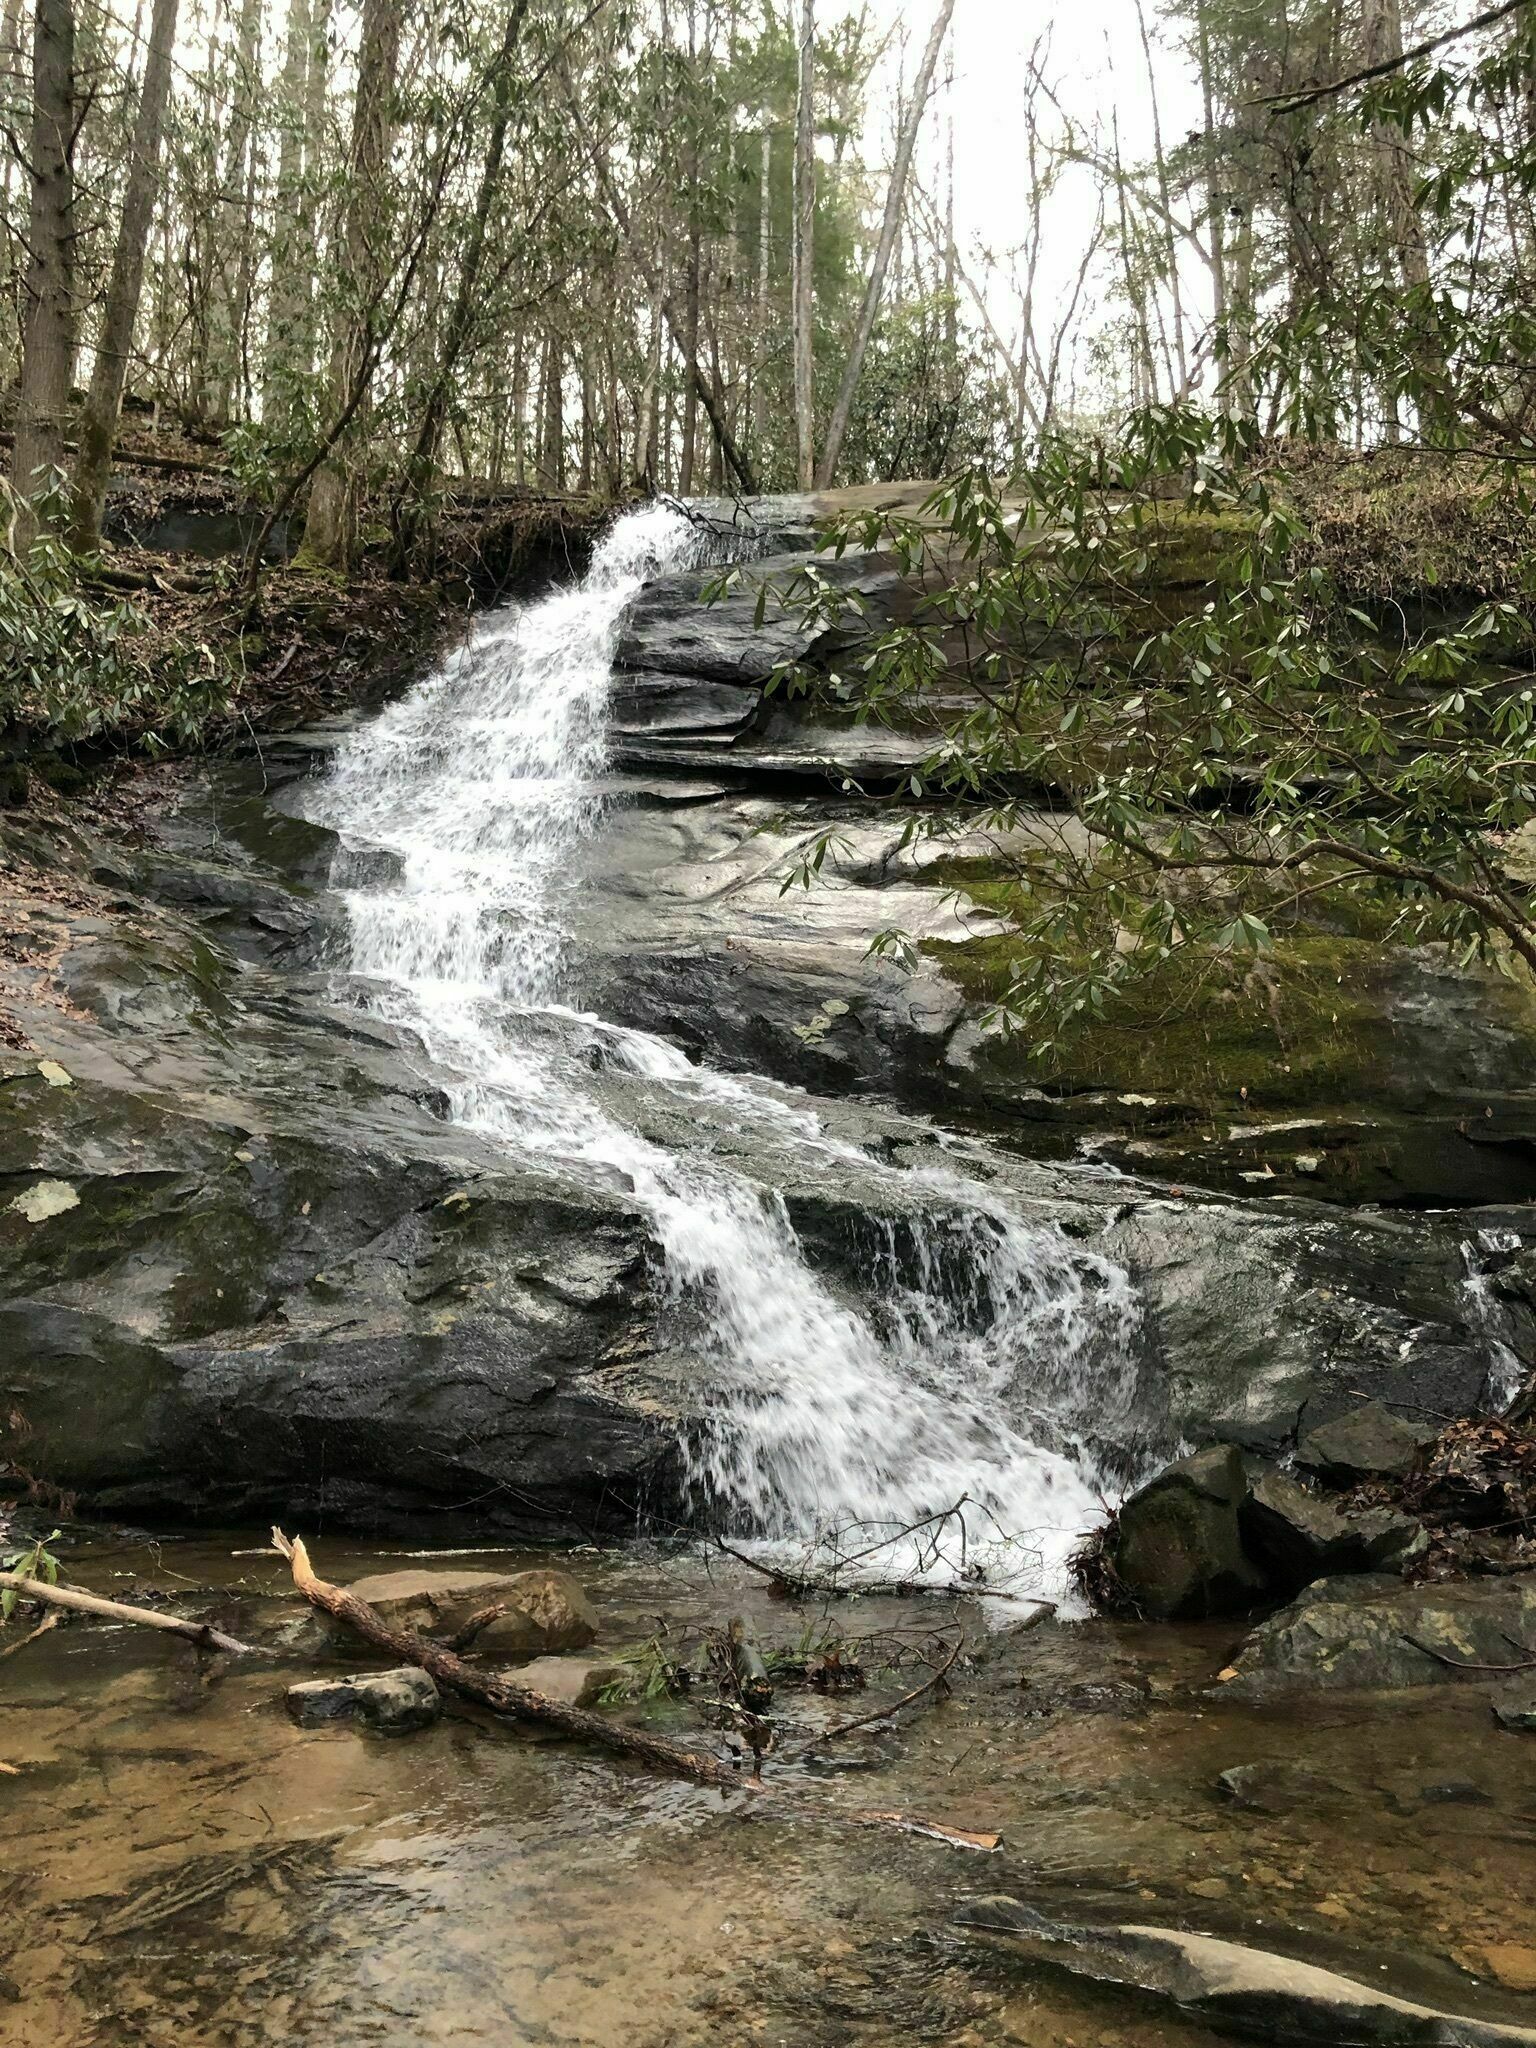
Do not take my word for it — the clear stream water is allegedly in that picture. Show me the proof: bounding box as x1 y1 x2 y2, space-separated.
311 503 1140 1598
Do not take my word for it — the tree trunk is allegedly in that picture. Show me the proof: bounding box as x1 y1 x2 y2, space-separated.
1195 0 1230 412
261 0 312 432
10 0 75 550
210 0 261 422
302 0 403 572
792 0 815 489
70 0 180 553
390 0 531 568
815 0 954 488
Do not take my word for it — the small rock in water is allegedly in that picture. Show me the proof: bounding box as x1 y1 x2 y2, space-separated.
1215 1762 1342 1815
502 1655 627 1707
1494 1692 1536 1733
285 1668 441 1734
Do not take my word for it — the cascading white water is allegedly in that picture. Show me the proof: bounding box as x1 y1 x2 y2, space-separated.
314 503 1142 1599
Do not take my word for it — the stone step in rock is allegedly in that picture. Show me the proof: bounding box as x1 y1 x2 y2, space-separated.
340 1566 598 1659
285 1668 441 1734
955 1897 1536 2046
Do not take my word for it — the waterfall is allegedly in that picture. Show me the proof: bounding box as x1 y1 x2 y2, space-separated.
313 503 1141 1600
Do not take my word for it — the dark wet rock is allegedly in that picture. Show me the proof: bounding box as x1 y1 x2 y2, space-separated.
1297 1401 1439 1485
954 1897 1536 2047
1241 1467 1426 1590
285 1667 441 1733
1215 1761 1346 1814
1229 1575 1536 1693
609 670 761 739
341 1567 598 1655
1494 1692 1536 1733
1103 1445 1264 1620
613 547 906 686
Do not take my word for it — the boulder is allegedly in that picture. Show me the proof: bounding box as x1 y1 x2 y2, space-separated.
1240 1467 1426 1591
1229 1576 1536 1693
341 1566 597 1658
503 1655 628 1707
954 1898 1536 2047
1104 1445 1265 1619
1296 1401 1438 1485
1494 1691 1536 1733
285 1667 441 1734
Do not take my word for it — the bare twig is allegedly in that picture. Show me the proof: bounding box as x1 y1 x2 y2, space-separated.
0 1572 256 1655
0 1610 60 1660
810 1628 965 1747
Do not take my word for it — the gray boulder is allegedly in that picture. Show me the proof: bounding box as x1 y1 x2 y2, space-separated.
285 1667 441 1733
1241 1467 1426 1590
1296 1400 1438 1485
1229 1575 1536 1693
1104 1445 1265 1619
954 1898 1536 2047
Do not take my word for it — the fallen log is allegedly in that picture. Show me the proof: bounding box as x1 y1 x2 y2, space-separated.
272 1528 1004 1851
271 1530 751 1792
0 1572 257 1655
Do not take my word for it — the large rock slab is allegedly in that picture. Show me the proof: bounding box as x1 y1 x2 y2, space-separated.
613 547 907 684
1229 1576 1536 1693
955 1898 1536 2046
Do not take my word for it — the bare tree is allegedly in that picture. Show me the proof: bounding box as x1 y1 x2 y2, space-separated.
70 0 181 553
792 0 815 489
10 0 75 548
302 0 404 570
816 0 954 487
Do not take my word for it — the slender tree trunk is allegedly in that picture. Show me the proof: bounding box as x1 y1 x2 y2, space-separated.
70 0 180 553
816 0 954 488
10 0 75 549
1196 0 1230 412
390 0 530 567
792 0 815 489
302 0 403 571
262 0 311 432
209 0 260 422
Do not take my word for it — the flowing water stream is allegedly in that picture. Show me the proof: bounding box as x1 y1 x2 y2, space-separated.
311 503 1140 1598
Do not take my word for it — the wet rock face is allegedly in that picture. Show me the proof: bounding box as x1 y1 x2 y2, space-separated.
0 723 1530 1532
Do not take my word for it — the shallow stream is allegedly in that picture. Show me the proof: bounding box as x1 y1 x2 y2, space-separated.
4 1528 1536 2046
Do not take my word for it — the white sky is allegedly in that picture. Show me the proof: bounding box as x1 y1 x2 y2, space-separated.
859 0 1211 398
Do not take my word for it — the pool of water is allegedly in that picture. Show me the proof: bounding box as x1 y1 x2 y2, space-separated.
3 1526 1535 2046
